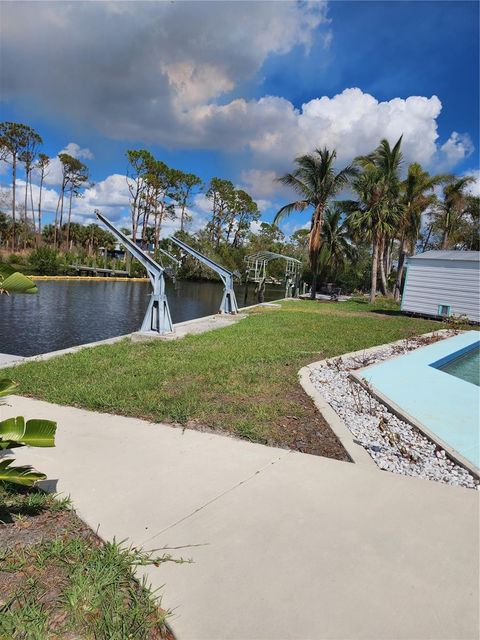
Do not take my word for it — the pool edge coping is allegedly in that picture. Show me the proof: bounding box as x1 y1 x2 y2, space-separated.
349 331 480 478
350 369 479 479
298 330 464 471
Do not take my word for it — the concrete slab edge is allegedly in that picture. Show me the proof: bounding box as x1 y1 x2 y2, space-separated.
298 330 455 469
298 366 375 466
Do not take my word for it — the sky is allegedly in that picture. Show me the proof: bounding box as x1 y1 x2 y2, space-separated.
0 0 479 236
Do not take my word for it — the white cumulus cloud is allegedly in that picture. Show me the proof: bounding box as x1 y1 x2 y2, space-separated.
41 143 95 186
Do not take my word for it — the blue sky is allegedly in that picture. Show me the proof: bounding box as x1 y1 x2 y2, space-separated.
1 0 478 235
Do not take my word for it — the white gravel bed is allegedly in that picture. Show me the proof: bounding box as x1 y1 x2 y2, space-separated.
310 335 478 489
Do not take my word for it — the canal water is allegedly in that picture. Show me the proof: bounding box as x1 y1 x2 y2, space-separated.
0 279 285 356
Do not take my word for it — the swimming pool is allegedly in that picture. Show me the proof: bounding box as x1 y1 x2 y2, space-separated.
354 331 480 474
435 343 479 387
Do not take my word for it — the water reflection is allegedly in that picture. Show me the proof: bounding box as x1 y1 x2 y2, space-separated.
0 279 284 356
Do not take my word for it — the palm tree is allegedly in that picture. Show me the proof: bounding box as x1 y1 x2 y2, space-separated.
274 148 357 298
347 167 399 302
461 195 480 250
430 176 475 249
355 136 403 296
318 204 356 283
393 163 447 300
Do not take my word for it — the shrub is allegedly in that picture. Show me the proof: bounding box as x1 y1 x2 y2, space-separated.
29 247 60 275
7 253 25 265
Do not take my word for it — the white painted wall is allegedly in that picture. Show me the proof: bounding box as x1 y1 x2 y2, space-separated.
401 257 480 322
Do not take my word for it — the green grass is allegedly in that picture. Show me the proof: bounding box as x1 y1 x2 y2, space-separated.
0 534 175 639
0 481 71 523
4 298 441 448
0 482 179 639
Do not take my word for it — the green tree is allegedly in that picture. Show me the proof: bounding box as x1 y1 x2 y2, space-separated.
393 163 446 300
428 176 476 249
65 156 89 249
41 223 56 245
19 129 43 249
175 171 202 232
250 222 286 252
460 195 480 250
0 122 42 250
126 149 155 243
206 178 235 248
143 159 176 250
347 167 398 302
54 153 71 247
274 148 356 298
318 204 356 284
230 189 260 247
36 153 50 237
353 137 403 298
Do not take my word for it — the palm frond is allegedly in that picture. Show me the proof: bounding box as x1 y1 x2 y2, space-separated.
273 200 309 225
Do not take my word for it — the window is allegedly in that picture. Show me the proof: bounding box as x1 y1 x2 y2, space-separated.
438 304 451 318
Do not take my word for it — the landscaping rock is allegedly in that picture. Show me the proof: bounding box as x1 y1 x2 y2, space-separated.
309 336 478 490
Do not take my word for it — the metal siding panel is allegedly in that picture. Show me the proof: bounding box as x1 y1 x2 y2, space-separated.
402 260 480 321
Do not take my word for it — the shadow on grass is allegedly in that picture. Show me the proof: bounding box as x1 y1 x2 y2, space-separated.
370 309 405 317
0 481 60 524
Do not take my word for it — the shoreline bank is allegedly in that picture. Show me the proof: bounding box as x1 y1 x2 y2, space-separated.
30 275 149 282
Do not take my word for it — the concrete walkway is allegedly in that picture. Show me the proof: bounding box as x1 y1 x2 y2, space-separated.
3 396 479 640
0 353 24 366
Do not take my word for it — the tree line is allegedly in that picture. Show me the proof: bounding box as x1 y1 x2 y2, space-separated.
275 137 479 301
0 122 91 251
1 120 478 299
0 121 260 257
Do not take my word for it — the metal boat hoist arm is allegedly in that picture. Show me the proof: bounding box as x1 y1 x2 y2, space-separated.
96 211 173 334
169 236 239 314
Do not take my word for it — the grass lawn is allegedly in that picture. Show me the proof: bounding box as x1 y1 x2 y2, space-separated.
3 298 440 458
0 483 176 639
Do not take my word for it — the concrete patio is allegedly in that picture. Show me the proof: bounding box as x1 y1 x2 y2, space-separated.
3 396 479 640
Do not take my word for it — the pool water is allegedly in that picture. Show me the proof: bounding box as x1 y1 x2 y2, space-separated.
439 346 480 387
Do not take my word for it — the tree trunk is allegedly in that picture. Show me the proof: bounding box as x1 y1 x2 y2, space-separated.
66 189 73 249
441 230 448 249
58 188 65 246
154 205 162 251
38 172 44 238
440 209 450 249
378 235 388 295
308 207 323 300
393 236 406 302
310 263 318 300
23 171 29 250
422 224 433 252
141 207 149 249
386 237 394 276
29 171 36 244
53 194 61 249
12 156 17 251
131 197 138 243
180 203 186 232
370 238 379 303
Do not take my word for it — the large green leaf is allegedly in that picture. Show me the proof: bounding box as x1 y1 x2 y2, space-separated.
0 416 56 449
0 416 25 449
1 271 38 294
0 458 46 487
22 419 56 447
0 379 18 398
